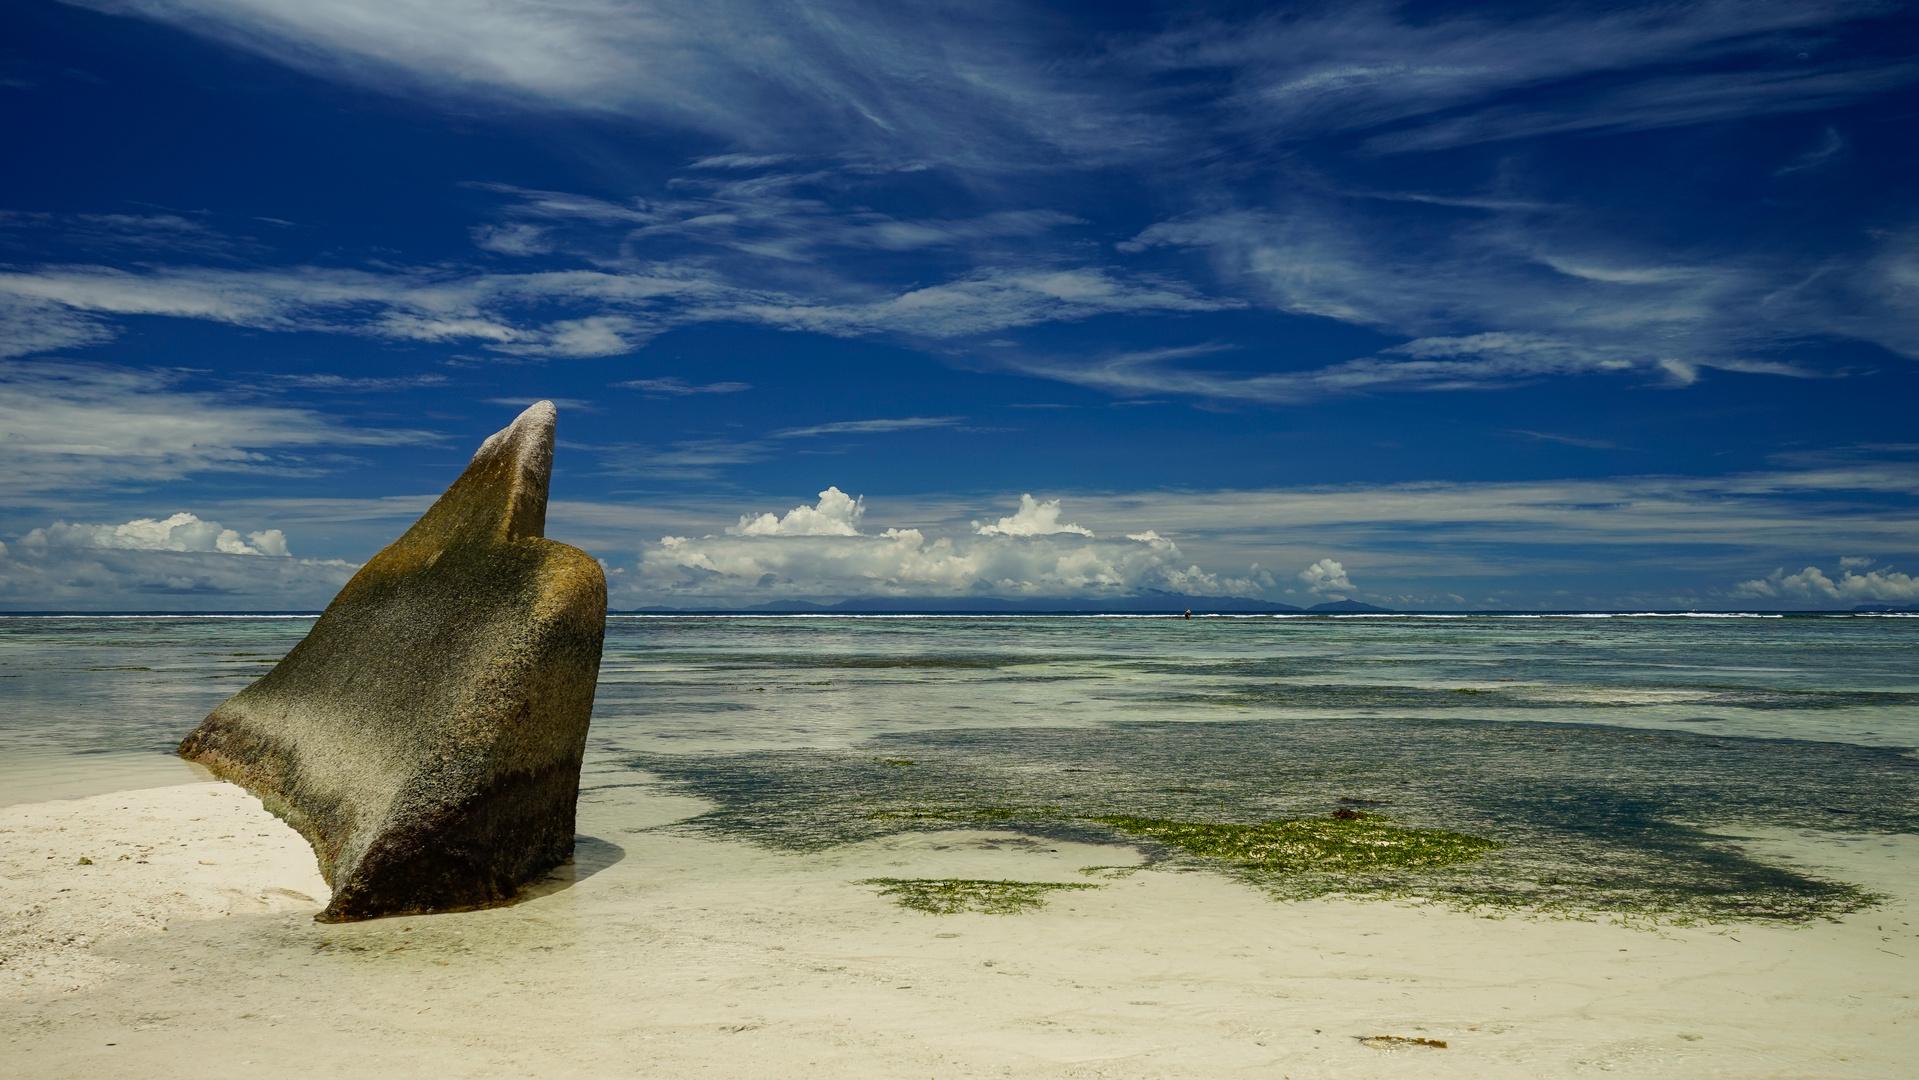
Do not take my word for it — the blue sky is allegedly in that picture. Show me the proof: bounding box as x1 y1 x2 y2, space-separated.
2 0 1916 610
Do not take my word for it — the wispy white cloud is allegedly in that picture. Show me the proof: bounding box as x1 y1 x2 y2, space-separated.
772 417 962 439
1775 127 1849 175
470 175 1183 338
476 174 1084 262
72 0 1163 169
735 267 1234 339
1811 225 1919 360
0 292 117 358
614 376 751 396
689 153 796 170
0 262 730 359
596 438 772 480
1052 467 1919 552
599 416 961 479
1361 63 1916 154
1000 334 1684 403
1095 201 1907 401
1122 207 1758 341
1132 1 1912 152
76 0 1910 172
25 1 1916 409
262 373 451 392
1510 430 1621 451
470 223 554 256
0 361 434 496
0 253 1228 362
0 210 261 257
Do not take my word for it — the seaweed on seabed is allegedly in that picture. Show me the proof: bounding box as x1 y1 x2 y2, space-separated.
858 878 1100 914
626 714 1912 924
1089 812 1502 874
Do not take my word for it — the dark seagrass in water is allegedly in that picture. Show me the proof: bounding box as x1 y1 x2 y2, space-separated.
178 401 606 922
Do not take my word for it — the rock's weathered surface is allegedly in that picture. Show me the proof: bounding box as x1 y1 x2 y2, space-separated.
178 401 606 922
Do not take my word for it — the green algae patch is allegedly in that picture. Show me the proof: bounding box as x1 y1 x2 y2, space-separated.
1092 813 1501 874
858 877 1100 915
627 715 1904 923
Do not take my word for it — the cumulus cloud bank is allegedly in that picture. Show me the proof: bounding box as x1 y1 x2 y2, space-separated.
1 513 356 609
973 494 1092 537
1297 557 1354 599
634 489 1269 604
26 512 290 557
1733 559 1919 604
728 486 864 536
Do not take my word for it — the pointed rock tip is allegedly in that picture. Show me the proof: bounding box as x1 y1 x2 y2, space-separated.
472 400 557 466
443 400 558 543
486 398 556 444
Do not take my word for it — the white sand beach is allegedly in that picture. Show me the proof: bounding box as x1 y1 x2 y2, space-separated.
4 775 1916 1079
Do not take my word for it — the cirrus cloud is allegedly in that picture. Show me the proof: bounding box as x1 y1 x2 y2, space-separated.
0 258 1231 364
0 360 434 496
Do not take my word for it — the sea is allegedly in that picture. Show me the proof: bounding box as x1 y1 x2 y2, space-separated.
5 612 1916 918
4 612 1915 806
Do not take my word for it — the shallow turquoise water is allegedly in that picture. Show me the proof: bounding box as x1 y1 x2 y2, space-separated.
6 612 1914 918
591 613 1919 753
3 613 1915 805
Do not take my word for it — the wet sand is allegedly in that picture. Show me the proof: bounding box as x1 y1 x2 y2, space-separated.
4 777 1916 1078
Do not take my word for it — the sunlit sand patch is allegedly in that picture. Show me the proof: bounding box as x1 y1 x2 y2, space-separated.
6 780 1919 1077
0 783 328 998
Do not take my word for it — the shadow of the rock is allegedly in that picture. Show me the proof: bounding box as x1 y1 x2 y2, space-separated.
510 834 627 903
